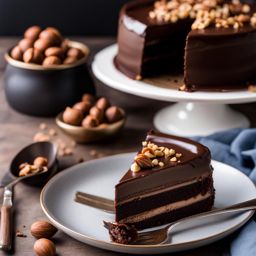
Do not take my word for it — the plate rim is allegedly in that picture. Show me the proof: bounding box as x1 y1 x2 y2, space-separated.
40 152 255 250
92 44 256 104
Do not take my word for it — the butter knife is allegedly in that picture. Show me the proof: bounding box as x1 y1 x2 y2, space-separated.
0 186 13 251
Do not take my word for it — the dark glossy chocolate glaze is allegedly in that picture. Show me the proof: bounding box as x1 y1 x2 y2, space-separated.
115 0 256 91
115 130 212 202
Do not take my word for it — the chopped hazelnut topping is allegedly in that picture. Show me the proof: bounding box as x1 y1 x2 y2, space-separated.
170 157 177 162
142 141 148 147
176 153 182 158
169 149 176 155
159 161 164 167
131 162 141 173
152 159 159 166
149 0 254 30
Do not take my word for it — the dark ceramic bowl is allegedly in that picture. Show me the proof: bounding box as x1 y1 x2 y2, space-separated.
10 141 58 186
4 41 95 117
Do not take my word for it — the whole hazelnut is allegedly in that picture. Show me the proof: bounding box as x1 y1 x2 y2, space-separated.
89 106 104 123
24 26 41 41
23 48 44 64
34 38 53 52
18 38 34 52
67 47 84 60
105 106 124 123
39 27 62 46
42 56 62 66
45 47 64 58
95 97 110 110
61 39 69 53
31 220 57 239
10 46 23 61
73 101 91 114
82 115 99 128
82 94 95 104
63 56 77 65
33 157 48 167
34 238 56 256
63 107 83 126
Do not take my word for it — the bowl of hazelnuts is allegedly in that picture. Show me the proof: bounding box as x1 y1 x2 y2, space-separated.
56 94 126 143
4 26 95 117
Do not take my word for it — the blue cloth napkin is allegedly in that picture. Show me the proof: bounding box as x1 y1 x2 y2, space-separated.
193 128 256 256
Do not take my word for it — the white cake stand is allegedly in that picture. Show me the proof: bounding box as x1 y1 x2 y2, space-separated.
92 44 256 136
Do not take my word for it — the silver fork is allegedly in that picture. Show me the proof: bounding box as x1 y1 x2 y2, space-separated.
75 192 256 245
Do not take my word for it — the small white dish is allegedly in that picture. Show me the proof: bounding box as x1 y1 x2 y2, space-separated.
41 153 256 254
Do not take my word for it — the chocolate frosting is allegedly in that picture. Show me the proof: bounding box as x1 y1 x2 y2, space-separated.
115 131 212 202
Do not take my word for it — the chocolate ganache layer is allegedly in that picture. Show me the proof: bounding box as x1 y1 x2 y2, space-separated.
115 0 256 91
115 130 214 229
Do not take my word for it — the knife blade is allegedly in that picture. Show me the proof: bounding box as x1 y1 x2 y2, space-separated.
0 185 13 251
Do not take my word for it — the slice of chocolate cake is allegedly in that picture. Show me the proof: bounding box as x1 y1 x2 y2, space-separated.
115 131 214 230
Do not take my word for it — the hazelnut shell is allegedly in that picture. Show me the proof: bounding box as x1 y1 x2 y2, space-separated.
18 38 34 52
82 94 95 104
23 48 44 64
34 38 53 52
95 97 110 110
31 220 57 239
82 115 99 128
34 238 56 256
63 56 77 65
39 28 62 46
45 47 64 58
67 47 84 59
24 26 41 41
73 101 91 114
43 56 62 66
63 107 83 126
89 106 104 123
11 46 23 61
105 106 124 123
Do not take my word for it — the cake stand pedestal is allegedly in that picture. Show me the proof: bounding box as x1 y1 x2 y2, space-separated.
92 44 255 136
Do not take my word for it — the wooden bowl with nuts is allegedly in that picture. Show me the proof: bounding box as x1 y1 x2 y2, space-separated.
56 94 126 143
4 26 95 117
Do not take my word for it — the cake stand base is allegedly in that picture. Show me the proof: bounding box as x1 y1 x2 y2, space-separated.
154 102 250 136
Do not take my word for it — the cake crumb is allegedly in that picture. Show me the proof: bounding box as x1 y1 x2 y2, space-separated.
49 128 57 136
39 123 47 130
16 230 27 238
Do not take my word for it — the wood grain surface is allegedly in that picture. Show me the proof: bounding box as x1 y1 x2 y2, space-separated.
0 37 255 256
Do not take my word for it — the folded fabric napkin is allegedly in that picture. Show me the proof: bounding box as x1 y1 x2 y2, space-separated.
194 128 256 256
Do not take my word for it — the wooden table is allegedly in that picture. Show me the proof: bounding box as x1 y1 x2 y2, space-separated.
0 37 255 256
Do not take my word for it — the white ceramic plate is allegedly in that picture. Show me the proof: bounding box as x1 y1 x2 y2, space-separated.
92 44 256 104
41 153 256 254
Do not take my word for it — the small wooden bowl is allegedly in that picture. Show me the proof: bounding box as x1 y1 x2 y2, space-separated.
56 110 126 143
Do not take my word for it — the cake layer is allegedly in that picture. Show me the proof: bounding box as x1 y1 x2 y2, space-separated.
120 193 215 230
116 174 213 221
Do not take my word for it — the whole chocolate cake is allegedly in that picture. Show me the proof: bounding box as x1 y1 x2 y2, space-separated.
115 0 256 91
115 131 215 230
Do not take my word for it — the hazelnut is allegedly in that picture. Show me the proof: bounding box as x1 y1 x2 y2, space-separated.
24 26 41 41
34 38 53 51
63 107 83 126
89 106 104 123
42 56 62 66
34 238 56 256
82 93 95 104
105 106 124 123
67 47 84 59
31 220 57 239
33 157 48 167
23 48 44 64
82 115 99 128
95 97 110 110
45 47 64 58
73 101 91 114
63 56 77 65
18 38 34 52
11 46 23 61
39 28 62 46
61 39 69 53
